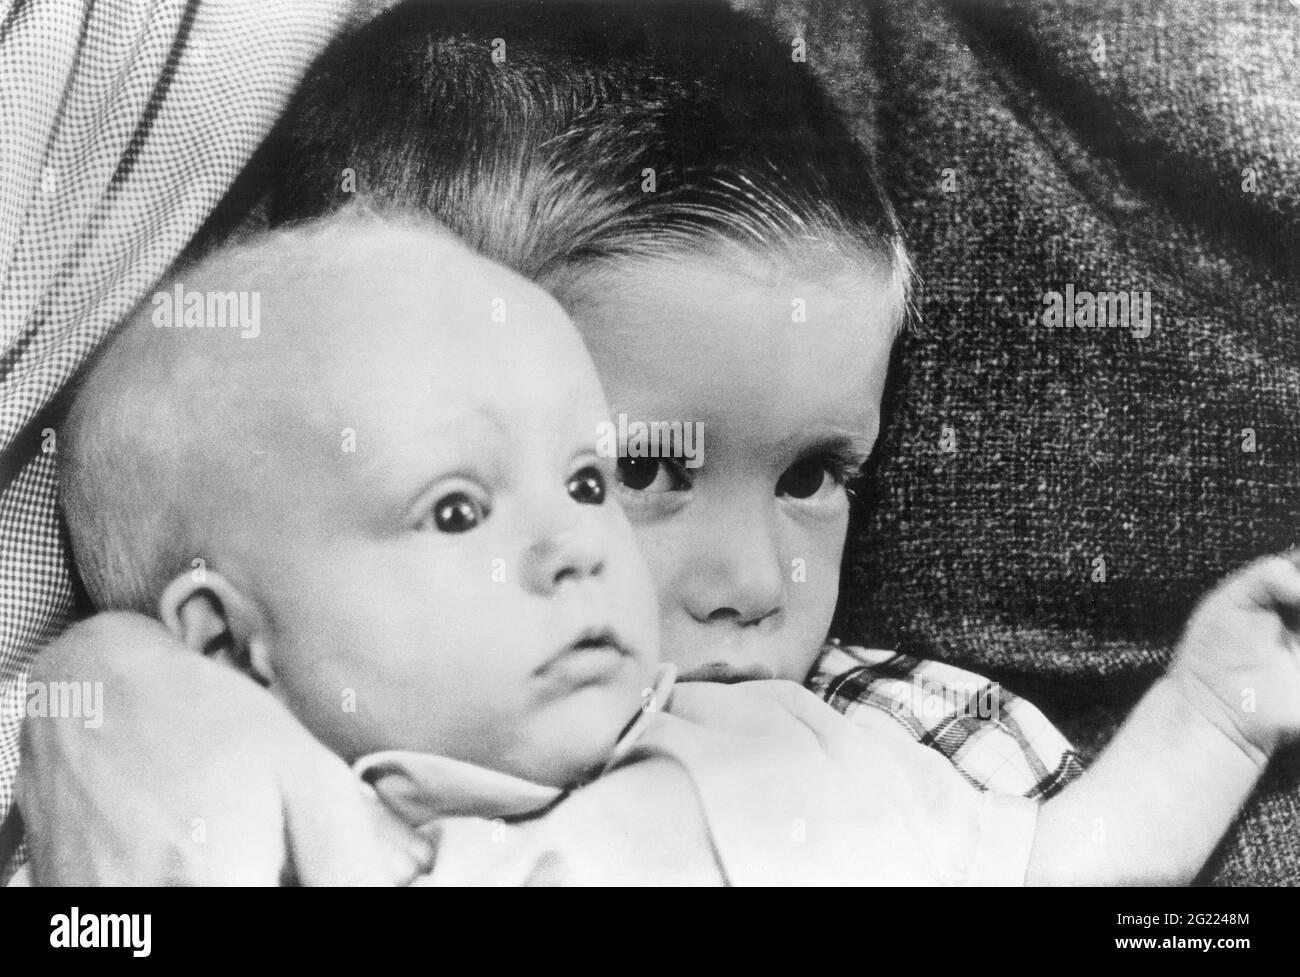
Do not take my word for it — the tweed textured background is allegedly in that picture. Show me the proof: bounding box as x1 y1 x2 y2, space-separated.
739 0 1300 883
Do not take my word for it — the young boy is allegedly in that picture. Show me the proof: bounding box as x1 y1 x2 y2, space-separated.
43 206 1300 885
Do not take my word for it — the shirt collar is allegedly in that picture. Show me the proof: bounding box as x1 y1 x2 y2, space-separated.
353 663 678 827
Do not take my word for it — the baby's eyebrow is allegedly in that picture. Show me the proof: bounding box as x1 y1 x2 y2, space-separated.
358 409 511 496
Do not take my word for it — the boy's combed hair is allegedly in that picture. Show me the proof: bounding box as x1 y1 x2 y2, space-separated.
252 0 909 302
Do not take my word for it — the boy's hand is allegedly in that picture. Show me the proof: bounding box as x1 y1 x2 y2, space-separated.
17 612 433 885
1169 553 1300 766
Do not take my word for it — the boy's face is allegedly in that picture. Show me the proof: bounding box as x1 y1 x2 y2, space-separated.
564 248 898 683
215 240 659 788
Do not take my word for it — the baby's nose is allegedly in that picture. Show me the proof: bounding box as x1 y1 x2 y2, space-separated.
522 529 605 594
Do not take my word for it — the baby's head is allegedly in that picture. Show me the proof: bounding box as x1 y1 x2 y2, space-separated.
253 0 909 684
60 209 659 787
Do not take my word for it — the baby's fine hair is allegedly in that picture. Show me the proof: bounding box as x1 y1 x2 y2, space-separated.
235 0 909 303
60 206 460 614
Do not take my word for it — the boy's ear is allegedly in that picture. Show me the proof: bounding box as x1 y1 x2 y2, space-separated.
158 571 273 686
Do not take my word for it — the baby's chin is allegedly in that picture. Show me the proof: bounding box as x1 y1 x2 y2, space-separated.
502 683 651 788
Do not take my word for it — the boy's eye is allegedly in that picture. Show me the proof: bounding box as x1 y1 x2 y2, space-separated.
617 457 690 494
776 457 827 499
567 466 606 505
428 491 486 533
776 454 856 501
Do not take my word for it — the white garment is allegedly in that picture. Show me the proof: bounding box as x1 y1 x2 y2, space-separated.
354 668 1038 885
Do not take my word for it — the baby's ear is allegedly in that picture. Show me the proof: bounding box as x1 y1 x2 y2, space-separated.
158 571 272 686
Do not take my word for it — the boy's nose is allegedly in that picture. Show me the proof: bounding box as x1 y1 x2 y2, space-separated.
682 500 784 627
521 527 606 595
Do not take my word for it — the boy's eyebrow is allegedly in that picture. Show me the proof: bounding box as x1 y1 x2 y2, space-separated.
781 425 879 464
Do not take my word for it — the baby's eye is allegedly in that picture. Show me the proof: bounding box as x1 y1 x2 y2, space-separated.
567 465 606 505
776 454 857 501
425 491 488 534
616 457 691 494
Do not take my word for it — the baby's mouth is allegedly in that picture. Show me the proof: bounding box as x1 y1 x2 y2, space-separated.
533 627 634 684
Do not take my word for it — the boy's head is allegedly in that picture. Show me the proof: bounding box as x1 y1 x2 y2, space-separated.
60 209 659 788
237 0 909 683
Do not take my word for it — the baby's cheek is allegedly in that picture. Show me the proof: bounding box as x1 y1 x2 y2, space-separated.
272 653 370 759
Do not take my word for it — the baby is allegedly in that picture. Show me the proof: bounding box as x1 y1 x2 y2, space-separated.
61 212 661 794
47 207 1300 885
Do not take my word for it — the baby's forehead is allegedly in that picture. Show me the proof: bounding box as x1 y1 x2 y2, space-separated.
141 217 599 448
214 225 561 358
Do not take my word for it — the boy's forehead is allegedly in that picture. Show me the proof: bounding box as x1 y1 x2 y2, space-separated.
556 250 895 462
569 252 898 392
570 245 899 324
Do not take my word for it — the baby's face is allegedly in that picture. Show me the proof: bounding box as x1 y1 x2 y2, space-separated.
226 243 658 787
563 248 898 683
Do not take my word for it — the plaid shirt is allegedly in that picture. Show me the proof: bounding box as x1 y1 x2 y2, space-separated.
808 642 1085 800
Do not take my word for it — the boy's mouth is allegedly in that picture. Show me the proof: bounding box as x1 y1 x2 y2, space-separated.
678 663 776 684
